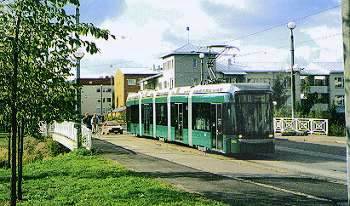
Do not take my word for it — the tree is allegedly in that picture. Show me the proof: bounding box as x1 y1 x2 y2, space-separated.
272 73 289 110
0 0 115 204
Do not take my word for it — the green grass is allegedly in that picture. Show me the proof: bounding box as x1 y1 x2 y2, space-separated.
0 134 8 148
0 152 224 206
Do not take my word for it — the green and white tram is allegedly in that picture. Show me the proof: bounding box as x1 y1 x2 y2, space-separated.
126 83 274 154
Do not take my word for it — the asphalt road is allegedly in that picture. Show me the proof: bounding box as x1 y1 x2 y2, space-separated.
95 135 347 205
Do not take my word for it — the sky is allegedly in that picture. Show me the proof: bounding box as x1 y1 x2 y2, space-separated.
76 0 343 77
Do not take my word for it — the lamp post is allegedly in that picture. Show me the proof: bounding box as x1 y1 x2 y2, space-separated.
73 49 84 147
100 84 103 116
287 21 296 119
199 53 205 85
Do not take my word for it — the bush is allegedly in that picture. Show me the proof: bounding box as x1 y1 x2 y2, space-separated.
329 123 346 137
73 148 93 156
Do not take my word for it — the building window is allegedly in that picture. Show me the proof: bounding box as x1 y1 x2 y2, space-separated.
127 79 137 85
96 88 101 92
335 77 344 88
334 95 344 106
107 98 112 103
314 76 328 86
192 59 197 69
97 99 101 103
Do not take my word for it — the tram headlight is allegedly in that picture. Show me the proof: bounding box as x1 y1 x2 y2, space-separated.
238 134 243 139
268 134 274 138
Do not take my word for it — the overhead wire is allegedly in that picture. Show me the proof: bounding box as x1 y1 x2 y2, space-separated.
222 4 341 44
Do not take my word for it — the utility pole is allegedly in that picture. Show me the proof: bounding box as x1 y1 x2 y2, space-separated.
287 21 296 119
341 0 350 204
199 53 205 84
100 84 103 116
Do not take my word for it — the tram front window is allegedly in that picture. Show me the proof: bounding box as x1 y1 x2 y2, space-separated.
234 93 273 139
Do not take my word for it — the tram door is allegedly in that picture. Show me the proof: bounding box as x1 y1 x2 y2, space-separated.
211 104 223 150
143 104 152 135
174 103 184 141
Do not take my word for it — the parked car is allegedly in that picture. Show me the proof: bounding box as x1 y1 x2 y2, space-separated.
101 121 123 135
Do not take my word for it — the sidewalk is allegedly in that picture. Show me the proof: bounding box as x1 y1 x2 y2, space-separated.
93 136 343 205
275 134 346 146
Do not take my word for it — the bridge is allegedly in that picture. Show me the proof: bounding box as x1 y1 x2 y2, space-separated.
39 121 92 150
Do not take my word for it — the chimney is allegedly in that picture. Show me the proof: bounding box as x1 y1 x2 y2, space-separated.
228 58 232 65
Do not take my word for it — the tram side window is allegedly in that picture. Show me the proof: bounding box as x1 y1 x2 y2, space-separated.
156 103 167 125
126 106 131 122
192 103 210 131
183 104 188 129
171 103 177 127
223 103 235 135
130 105 139 123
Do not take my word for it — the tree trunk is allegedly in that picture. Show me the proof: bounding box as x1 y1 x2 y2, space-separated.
17 119 24 200
10 14 22 206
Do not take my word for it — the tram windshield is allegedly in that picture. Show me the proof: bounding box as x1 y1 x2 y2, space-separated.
234 93 273 139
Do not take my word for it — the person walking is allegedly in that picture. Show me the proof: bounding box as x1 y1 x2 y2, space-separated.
82 113 92 129
91 113 99 134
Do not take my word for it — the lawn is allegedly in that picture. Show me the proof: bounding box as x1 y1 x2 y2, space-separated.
0 134 8 148
0 152 224 206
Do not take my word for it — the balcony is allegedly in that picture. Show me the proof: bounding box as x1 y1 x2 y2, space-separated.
308 86 329 93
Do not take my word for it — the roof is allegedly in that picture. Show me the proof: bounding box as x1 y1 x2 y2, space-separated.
117 67 159 75
216 62 247 75
139 73 163 83
127 83 272 100
217 61 344 75
80 77 113 85
300 62 343 75
217 61 288 74
161 43 212 59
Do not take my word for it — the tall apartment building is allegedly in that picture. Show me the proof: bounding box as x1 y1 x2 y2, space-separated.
80 77 114 115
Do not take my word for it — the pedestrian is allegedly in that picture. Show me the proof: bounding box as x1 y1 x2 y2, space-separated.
91 113 99 133
82 113 91 129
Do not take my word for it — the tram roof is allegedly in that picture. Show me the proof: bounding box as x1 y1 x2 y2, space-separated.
127 83 271 100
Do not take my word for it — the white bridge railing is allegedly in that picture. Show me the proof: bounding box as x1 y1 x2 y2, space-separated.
274 118 328 135
39 121 92 150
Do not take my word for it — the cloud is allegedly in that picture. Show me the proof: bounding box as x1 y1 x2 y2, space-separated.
80 0 229 77
300 25 342 62
80 0 343 77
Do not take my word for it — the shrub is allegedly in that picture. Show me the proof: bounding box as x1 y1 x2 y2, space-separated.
329 123 346 137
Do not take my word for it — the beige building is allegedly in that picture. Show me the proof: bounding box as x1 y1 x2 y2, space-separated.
81 77 114 115
114 68 158 108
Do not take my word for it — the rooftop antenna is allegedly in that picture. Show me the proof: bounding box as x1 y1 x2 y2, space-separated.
186 26 190 44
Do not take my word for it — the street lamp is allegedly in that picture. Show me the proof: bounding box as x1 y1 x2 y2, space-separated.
199 53 205 85
73 48 85 147
287 21 296 119
100 84 103 116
